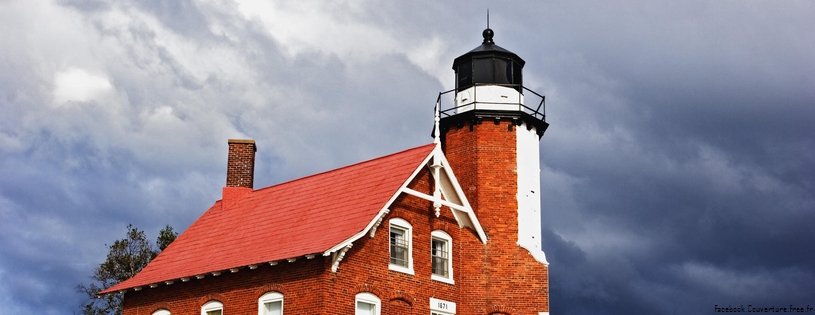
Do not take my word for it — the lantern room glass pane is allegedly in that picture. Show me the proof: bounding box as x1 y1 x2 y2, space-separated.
472 58 494 84
513 62 523 88
471 58 513 85
493 58 510 84
457 62 472 91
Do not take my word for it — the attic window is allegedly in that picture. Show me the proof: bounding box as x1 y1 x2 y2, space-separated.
388 218 413 275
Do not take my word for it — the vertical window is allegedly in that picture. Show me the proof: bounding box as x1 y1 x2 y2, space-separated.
201 301 223 315
152 310 171 315
493 58 510 84
258 292 283 315
456 61 472 91
355 292 381 315
512 61 523 91
431 230 454 283
390 227 408 266
389 218 413 274
472 58 495 84
431 238 448 276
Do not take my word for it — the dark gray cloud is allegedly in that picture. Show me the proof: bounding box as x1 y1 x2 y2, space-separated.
531 2 815 313
0 0 813 314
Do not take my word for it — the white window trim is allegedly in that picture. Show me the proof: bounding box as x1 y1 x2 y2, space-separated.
201 301 223 315
152 310 171 315
388 218 414 275
258 291 283 315
355 292 381 315
430 230 454 284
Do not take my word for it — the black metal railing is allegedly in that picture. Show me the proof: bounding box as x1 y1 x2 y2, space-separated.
436 83 546 122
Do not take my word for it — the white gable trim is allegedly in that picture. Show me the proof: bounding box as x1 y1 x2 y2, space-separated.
401 188 467 212
323 145 487 269
323 207 391 255
423 145 487 243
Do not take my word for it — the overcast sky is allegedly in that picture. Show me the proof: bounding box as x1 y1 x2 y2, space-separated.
1 0 813 314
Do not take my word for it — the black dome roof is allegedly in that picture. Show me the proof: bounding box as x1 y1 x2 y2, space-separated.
452 28 525 70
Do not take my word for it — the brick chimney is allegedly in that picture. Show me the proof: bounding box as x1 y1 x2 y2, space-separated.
226 139 256 188
223 139 256 208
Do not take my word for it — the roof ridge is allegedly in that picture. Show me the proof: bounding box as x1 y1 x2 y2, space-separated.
248 143 435 194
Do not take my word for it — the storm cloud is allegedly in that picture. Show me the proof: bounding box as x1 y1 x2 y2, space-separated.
0 0 813 314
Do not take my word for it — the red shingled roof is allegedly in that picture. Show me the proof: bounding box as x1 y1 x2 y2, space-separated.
103 144 436 294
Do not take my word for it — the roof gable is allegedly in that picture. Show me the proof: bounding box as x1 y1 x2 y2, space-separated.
328 145 487 257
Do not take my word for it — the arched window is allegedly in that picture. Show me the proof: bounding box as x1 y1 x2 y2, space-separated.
355 292 381 315
258 291 284 315
388 218 413 274
152 309 171 315
201 300 223 315
431 230 454 284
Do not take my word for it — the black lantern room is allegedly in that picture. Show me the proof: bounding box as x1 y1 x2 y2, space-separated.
436 27 548 139
453 28 525 93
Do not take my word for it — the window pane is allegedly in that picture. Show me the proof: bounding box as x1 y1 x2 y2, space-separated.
472 59 494 84
356 301 375 315
431 238 448 277
493 58 510 84
457 62 472 91
264 301 282 315
206 310 222 315
513 62 523 89
390 227 408 267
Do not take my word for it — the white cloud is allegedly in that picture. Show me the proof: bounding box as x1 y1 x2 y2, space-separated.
230 0 454 88
53 68 113 105
405 35 450 88
234 0 399 61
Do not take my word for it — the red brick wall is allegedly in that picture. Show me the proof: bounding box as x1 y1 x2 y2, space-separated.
321 166 464 314
443 118 550 314
122 257 326 314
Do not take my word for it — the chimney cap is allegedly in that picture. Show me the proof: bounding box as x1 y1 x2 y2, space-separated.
228 139 257 151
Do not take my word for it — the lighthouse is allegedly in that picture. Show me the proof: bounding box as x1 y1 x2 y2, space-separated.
439 27 550 314
105 26 552 315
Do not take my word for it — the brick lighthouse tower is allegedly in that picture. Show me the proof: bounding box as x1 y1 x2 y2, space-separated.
438 28 550 314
